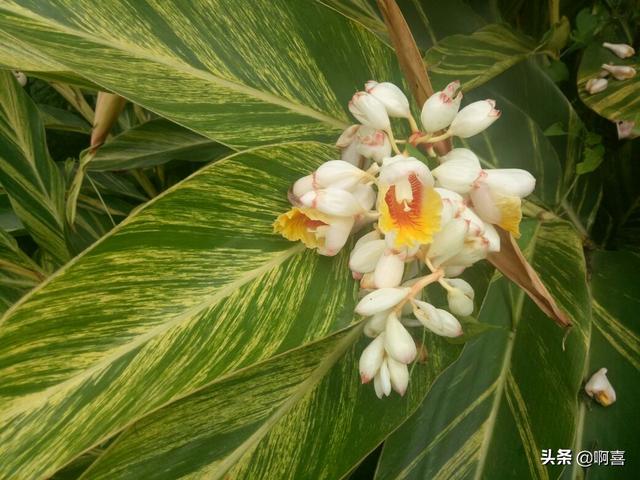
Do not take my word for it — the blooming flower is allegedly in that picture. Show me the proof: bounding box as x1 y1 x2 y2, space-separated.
585 367 616 406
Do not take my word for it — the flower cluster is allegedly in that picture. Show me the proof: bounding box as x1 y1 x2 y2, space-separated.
274 80 535 398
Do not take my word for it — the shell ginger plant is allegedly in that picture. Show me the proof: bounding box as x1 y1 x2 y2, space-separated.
275 80 535 398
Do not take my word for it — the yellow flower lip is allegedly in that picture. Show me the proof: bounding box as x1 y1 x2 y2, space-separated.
273 207 330 249
378 174 442 248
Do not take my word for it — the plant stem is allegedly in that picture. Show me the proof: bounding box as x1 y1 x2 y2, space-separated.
549 0 560 26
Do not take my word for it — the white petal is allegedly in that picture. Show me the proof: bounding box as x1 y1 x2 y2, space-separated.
359 333 386 383
469 182 501 224
340 140 362 166
292 174 314 199
446 278 474 299
364 310 390 338
336 124 360 148
420 81 462 132
379 157 434 188
366 81 411 118
428 218 468 265
314 160 367 190
444 265 466 277
354 229 381 249
349 91 391 130
482 223 501 252
387 356 409 396
585 367 616 406
413 300 463 337
373 371 384 398
374 250 405 288
356 126 392 162
447 288 474 316
442 237 488 267
355 287 410 316
379 359 392 396
352 183 376 211
384 312 417 363
318 216 355 256
449 99 501 138
299 188 362 217
432 152 482 194
602 42 635 59
349 239 386 273
483 169 536 198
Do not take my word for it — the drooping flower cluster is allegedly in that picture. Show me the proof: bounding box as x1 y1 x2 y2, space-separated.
274 80 535 398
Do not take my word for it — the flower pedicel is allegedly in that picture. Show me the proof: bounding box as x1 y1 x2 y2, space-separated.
274 80 536 398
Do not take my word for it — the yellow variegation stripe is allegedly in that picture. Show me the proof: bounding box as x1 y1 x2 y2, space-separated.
0 0 406 148
0 142 360 479
0 71 69 263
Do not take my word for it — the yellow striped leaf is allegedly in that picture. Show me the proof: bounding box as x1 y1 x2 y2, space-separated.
564 250 640 480
0 0 406 148
89 119 231 171
376 220 591 479
0 70 70 263
578 41 640 125
0 142 362 479
71 325 460 479
0 228 43 314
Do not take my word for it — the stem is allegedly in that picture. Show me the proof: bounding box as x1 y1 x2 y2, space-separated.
50 83 95 123
415 130 452 145
385 128 403 155
394 270 443 313
131 169 158 199
408 115 420 133
549 0 560 26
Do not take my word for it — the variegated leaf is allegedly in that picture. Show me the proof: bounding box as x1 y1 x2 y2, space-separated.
0 142 361 479
564 250 640 479
0 0 407 149
67 325 459 480
0 70 69 263
578 41 640 125
376 220 591 479
0 228 43 314
89 118 231 171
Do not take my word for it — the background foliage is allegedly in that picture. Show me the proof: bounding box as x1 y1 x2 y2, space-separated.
0 1 638 479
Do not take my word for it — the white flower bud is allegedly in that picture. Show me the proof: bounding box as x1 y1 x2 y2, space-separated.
374 250 405 288
374 359 392 398
349 91 391 130
447 278 474 299
449 99 501 138
365 80 411 118
601 63 636 80
354 229 381 249
443 237 488 267
482 222 501 252
359 333 385 383
340 140 362 166
379 156 434 187
585 367 616 406
412 300 463 337
299 188 362 217
356 126 392 163
602 42 635 59
364 310 390 338
355 287 410 316
482 168 536 198
444 265 466 278
447 287 474 316
585 78 608 94
616 120 636 140
352 183 376 211
384 312 417 364
420 80 463 132
314 160 368 190
432 150 482 194
387 356 409 396
349 239 386 273
12 70 27 87
292 174 314 199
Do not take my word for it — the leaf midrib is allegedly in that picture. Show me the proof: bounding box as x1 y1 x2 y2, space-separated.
0 3 350 131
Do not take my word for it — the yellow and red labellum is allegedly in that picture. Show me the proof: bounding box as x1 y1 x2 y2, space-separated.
273 207 330 249
378 174 442 248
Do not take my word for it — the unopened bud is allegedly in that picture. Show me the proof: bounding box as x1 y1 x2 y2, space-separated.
585 367 616 406
449 100 501 138
602 42 635 59
365 81 411 118
349 91 391 130
585 78 608 94
420 80 462 132
601 63 636 81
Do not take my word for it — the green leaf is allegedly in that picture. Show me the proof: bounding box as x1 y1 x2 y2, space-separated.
72 325 459 479
89 119 232 171
563 250 640 479
0 70 70 263
0 191 24 234
578 41 640 124
38 104 91 134
0 228 43 314
376 220 591 479
0 142 364 479
0 0 407 148
424 24 537 91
